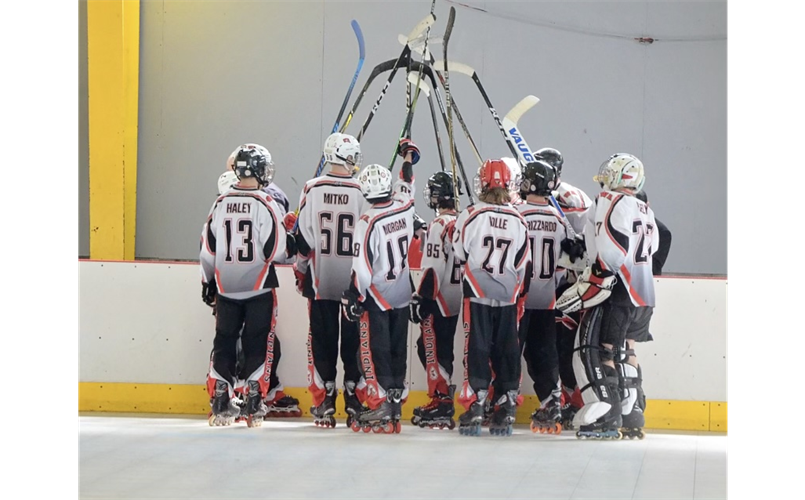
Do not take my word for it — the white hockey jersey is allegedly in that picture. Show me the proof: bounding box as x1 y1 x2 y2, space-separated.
200 186 287 299
296 171 369 300
584 190 658 307
516 201 567 310
417 210 463 317
553 181 592 236
452 201 530 305
351 180 415 310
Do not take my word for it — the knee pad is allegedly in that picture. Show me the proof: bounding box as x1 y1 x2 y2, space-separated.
619 360 644 416
572 307 622 426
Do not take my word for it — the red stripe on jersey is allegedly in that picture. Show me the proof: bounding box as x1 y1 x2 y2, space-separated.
215 268 224 294
436 292 451 317
464 267 486 299
369 284 392 310
253 262 270 291
620 264 647 306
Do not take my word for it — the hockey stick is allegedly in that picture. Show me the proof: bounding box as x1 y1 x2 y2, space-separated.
501 98 578 238
406 72 447 173
436 61 577 236
291 19 364 231
355 13 436 142
399 34 484 167
407 59 475 204
442 6 460 209
389 0 438 171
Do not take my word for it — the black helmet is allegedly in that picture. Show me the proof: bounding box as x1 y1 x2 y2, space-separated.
520 160 557 197
233 144 274 186
423 171 462 210
534 147 563 178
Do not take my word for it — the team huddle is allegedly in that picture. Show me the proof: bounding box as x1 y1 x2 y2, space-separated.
199 133 659 440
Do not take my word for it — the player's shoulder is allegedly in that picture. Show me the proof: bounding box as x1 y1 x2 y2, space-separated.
555 182 592 210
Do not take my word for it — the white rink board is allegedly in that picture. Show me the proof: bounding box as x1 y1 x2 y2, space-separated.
79 261 727 401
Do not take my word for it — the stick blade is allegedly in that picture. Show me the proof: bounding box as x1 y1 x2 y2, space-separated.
433 60 474 77
407 13 437 43
407 72 431 96
503 95 540 125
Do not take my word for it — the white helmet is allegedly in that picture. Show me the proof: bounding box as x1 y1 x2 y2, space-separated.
231 143 275 185
358 164 392 201
595 153 645 192
323 133 362 169
217 170 239 195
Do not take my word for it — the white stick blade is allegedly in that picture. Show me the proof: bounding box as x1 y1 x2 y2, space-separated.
433 60 475 76
503 95 540 125
407 72 431 96
407 14 436 43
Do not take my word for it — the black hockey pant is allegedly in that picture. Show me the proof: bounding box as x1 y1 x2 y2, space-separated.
357 306 408 409
416 310 459 397
518 308 560 401
307 299 360 406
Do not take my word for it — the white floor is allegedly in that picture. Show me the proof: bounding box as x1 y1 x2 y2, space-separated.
79 414 727 500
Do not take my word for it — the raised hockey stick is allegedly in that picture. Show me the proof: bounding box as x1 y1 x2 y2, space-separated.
411 61 475 205
399 34 484 167
291 19 364 231
501 98 577 238
354 13 436 142
406 72 447 173
442 6 460 209
407 59 474 204
436 61 577 236
389 0 437 172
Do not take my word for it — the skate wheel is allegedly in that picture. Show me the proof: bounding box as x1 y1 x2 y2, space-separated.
395 421 402 434
362 425 371 433
350 421 361 433
554 423 563 435
410 417 418 426
447 420 455 430
530 422 537 433
372 425 382 433
506 425 513 436
208 415 216 426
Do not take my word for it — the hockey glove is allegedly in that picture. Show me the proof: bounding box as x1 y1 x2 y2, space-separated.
398 138 421 165
409 294 435 324
283 212 298 232
341 289 364 323
202 279 217 308
556 263 617 314
561 236 586 263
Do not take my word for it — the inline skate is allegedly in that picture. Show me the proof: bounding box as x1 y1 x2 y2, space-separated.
458 390 486 436
531 394 563 435
412 385 455 430
343 381 363 427
489 390 517 436
265 391 302 418
208 380 241 427
244 380 268 428
311 382 337 428
350 389 403 434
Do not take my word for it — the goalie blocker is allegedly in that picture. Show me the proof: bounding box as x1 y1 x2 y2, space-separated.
556 262 616 314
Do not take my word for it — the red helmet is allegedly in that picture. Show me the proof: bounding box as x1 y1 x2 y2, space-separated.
474 159 512 195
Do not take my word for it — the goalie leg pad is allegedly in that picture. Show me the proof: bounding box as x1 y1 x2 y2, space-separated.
571 306 622 426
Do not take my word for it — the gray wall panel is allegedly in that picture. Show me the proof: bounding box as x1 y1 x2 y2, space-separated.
79 0 89 258
132 0 726 274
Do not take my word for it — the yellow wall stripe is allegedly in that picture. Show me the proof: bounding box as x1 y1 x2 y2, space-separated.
79 383 727 432
87 0 139 260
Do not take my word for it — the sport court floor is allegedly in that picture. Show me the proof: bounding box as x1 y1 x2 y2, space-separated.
79 413 727 499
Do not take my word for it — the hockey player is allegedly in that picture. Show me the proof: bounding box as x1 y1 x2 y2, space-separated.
342 139 419 434
200 143 293 428
535 147 592 429
409 172 463 430
557 153 658 440
222 148 301 419
515 160 584 435
453 159 530 436
295 132 367 428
